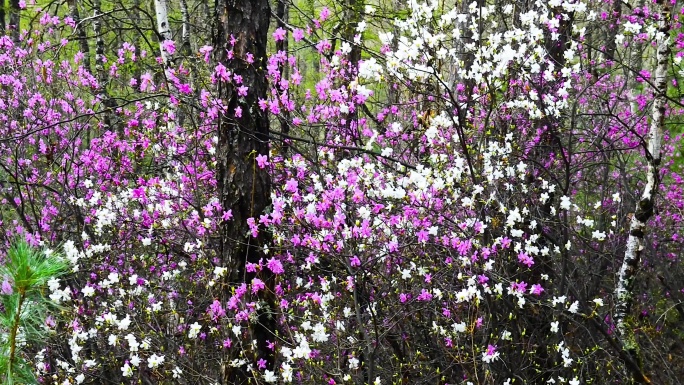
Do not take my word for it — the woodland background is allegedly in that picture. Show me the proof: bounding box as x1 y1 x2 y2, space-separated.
0 0 682 384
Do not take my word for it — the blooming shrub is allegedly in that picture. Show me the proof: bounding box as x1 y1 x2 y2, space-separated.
0 0 680 384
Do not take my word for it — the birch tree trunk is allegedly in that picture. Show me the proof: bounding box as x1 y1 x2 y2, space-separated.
93 0 105 89
614 1 671 383
67 0 92 74
154 0 180 132
154 0 173 67
180 0 191 55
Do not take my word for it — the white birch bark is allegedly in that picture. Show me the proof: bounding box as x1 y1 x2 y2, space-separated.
156 0 178 323
614 0 670 373
180 0 191 54
93 0 105 87
154 0 173 65
154 0 177 133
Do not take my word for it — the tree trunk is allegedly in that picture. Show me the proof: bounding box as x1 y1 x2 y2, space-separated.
154 0 177 128
9 0 19 43
180 0 191 55
614 1 670 384
215 0 274 383
344 0 362 66
0 0 6 35
154 0 172 65
67 0 91 73
603 0 622 62
93 0 116 136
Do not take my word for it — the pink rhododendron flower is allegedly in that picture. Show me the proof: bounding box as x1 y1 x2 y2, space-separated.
273 28 287 42
161 39 176 55
256 154 269 168
266 258 284 274
292 29 304 42
319 7 330 21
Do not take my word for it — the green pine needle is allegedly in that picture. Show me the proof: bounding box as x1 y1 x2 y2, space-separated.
0 239 68 385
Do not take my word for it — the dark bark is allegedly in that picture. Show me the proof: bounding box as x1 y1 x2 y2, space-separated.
67 0 92 74
603 0 622 62
0 0 6 35
215 1 275 383
9 0 19 43
344 0 362 67
93 0 118 138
